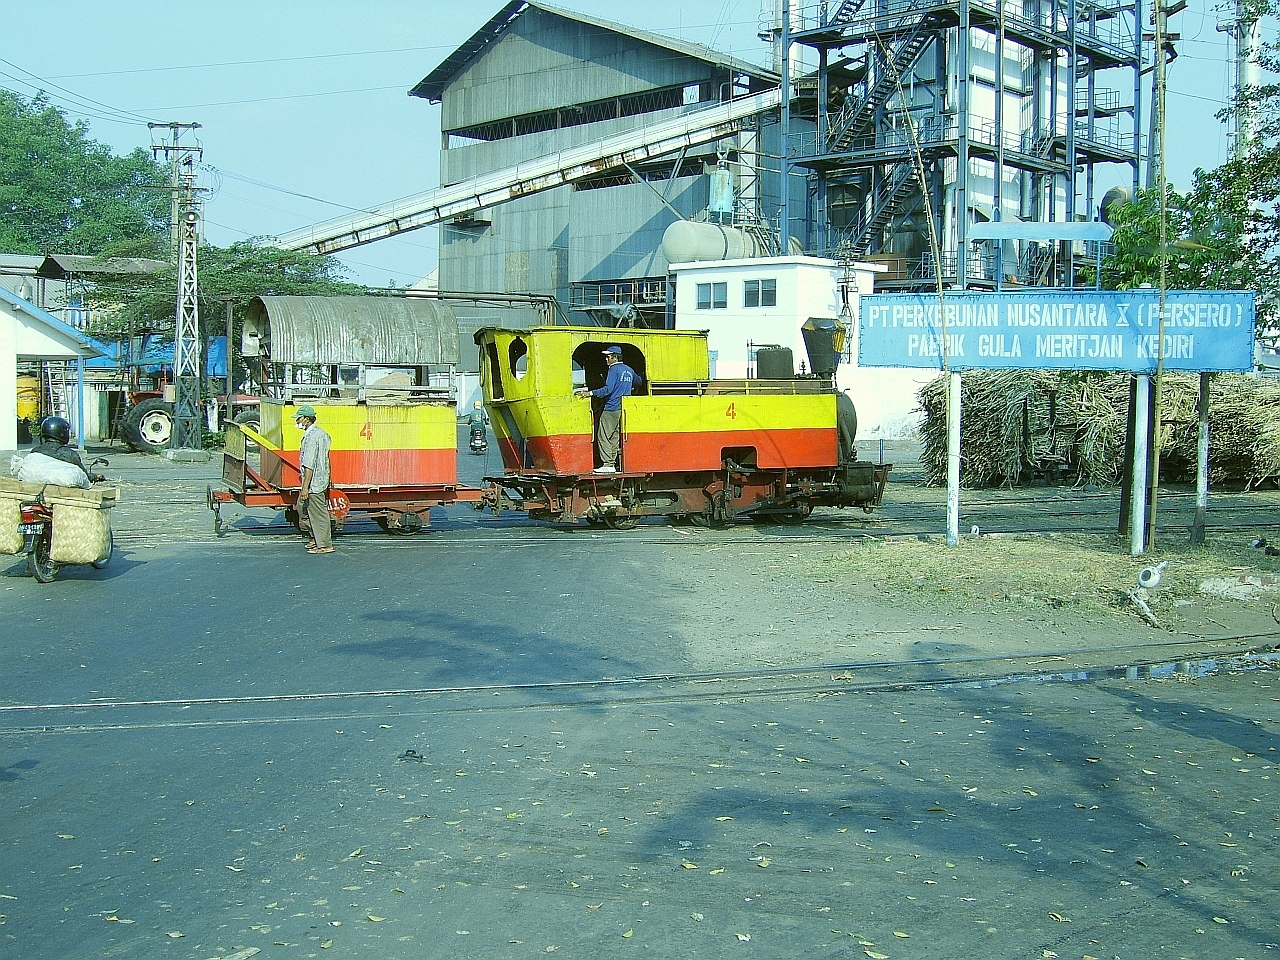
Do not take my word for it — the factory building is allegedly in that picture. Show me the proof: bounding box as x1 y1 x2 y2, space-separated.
411 0 788 333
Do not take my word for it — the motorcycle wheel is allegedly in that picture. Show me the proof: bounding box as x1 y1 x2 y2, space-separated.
91 529 114 570
29 530 58 583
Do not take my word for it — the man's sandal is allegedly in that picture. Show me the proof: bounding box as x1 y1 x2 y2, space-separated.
307 546 335 554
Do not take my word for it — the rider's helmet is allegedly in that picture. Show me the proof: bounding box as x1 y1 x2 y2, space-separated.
474 401 482 409
38 416 71 445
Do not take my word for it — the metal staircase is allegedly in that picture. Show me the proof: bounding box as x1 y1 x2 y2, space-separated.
836 160 919 257
825 9 940 153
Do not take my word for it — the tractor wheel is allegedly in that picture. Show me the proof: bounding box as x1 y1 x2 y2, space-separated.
121 398 174 453
232 410 262 451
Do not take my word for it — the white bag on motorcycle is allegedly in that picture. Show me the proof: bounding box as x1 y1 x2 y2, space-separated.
17 451 90 488
45 486 118 565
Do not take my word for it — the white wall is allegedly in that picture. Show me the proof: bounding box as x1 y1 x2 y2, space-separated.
0 299 91 454
672 256 931 438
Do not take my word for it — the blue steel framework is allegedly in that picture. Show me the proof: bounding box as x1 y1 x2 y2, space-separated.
782 0 1144 291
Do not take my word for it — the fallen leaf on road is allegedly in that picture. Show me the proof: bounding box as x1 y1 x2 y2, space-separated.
710 868 725 875
622 929 633 939
1213 917 1229 924
716 817 734 822
367 915 385 922
1048 912 1069 922
736 933 751 942
682 861 698 869
345 848 363 860
893 931 909 938
864 951 889 959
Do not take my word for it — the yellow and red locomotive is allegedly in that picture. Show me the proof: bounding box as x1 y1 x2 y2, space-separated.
476 325 888 527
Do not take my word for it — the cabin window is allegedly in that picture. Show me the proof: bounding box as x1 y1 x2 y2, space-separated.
744 279 776 308
508 337 529 380
696 282 726 310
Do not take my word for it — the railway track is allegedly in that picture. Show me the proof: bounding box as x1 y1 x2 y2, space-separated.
3 633 1276 736
108 488 1280 547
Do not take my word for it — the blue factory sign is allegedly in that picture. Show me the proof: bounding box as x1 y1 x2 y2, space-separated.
858 290 1255 373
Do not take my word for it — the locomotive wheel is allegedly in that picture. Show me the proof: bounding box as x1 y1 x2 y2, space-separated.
28 530 58 582
602 512 638 531
775 504 813 525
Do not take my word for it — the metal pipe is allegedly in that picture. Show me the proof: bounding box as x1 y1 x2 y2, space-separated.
75 356 85 450
1130 373 1150 556
780 0 792 252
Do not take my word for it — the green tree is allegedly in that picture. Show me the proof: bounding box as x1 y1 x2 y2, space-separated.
0 90 168 254
87 238 367 340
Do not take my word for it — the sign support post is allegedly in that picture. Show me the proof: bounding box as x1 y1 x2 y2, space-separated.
947 371 961 546
1130 374 1150 556
1191 372 1210 545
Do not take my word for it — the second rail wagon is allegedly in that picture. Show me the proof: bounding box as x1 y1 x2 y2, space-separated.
209 296 481 535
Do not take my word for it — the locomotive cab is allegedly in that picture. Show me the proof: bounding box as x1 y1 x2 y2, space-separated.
474 326 886 525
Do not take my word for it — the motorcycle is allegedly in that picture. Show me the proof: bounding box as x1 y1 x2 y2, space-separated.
20 458 113 583
469 424 488 455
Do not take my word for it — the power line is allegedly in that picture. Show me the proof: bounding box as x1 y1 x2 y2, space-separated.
0 57 157 125
136 83 409 112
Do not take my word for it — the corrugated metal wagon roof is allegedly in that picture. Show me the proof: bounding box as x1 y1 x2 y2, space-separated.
411 0 777 103
245 296 460 366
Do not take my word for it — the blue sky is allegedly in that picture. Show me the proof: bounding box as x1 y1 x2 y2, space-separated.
1 0 1246 287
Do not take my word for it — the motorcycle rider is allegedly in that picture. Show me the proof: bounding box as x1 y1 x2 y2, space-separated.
23 416 104 484
468 400 488 450
468 400 488 433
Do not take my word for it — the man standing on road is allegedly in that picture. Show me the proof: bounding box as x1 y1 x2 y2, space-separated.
295 405 334 555
575 345 636 473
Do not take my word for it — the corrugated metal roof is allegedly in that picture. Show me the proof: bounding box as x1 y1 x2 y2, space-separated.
0 254 44 275
411 0 777 103
36 254 169 280
244 296 460 366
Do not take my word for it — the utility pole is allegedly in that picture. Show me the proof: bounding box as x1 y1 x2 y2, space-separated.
149 122 206 456
1143 0 1184 189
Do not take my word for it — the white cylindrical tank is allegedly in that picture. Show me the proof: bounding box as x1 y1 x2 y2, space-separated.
662 221 769 263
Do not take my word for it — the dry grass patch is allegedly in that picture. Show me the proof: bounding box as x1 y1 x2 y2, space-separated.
811 533 1280 618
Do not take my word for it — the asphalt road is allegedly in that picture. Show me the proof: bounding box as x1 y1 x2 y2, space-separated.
1 438 1279 959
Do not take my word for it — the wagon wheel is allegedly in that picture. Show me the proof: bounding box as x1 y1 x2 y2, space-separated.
377 512 424 535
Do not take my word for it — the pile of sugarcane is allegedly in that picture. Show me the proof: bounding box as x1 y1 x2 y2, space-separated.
917 371 1280 488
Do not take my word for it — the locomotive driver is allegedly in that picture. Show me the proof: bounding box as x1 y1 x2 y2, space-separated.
575 345 636 473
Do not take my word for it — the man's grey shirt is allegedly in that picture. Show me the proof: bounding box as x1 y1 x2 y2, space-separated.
299 424 331 493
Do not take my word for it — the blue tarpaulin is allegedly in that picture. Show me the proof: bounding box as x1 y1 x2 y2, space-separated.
85 336 227 377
